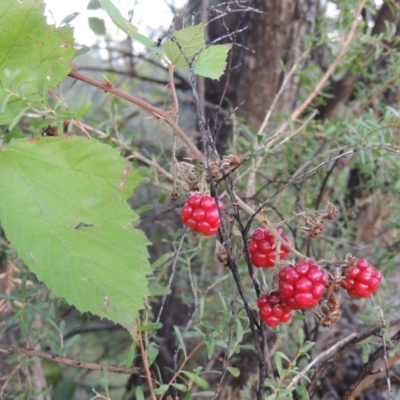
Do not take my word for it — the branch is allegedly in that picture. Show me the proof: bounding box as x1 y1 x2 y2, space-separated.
0 344 142 375
68 70 204 161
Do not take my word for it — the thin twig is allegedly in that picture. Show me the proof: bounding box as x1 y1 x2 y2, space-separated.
136 319 157 400
68 70 204 161
0 344 142 375
159 340 205 400
287 333 358 388
156 229 187 323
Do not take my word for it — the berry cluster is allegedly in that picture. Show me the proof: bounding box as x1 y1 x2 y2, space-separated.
342 258 382 298
258 293 292 327
256 258 382 328
181 194 223 236
279 261 328 310
180 194 383 329
246 228 291 268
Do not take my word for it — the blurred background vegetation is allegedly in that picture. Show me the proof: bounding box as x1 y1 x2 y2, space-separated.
1 0 400 399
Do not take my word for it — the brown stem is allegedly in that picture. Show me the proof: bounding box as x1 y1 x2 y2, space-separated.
136 320 157 400
0 344 142 375
68 70 204 161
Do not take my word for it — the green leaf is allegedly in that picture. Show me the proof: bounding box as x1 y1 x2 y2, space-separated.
298 328 305 347
182 371 209 389
226 366 240 377
135 386 145 400
235 320 243 343
137 323 163 332
0 137 151 336
99 0 162 55
165 24 205 67
76 100 93 120
153 385 169 395
125 343 136 368
75 47 91 57
0 0 75 125
174 326 187 358
275 351 291 363
172 383 187 392
165 24 230 79
88 17 106 35
60 12 80 26
193 391 214 397
150 252 173 269
146 342 159 366
87 0 102 10
194 44 231 80
274 353 283 377
183 389 193 400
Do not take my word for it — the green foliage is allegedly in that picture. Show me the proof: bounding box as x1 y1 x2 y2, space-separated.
0 0 75 124
165 23 231 80
99 0 163 55
0 137 151 335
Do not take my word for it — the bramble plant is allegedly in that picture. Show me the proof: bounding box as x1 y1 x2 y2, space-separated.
1 0 400 399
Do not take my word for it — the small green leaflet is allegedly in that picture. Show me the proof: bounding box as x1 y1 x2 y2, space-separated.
0 0 75 125
0 137 152 336
99 0 162 55
165 23 230 80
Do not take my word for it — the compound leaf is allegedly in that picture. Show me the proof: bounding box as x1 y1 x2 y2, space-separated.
0 137 151 336
0 0 75 124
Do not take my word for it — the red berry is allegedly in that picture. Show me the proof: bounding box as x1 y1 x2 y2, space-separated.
257 293 292 327
279 261 328 310
246 228 291 268
181 194 223 236
342 259 382 298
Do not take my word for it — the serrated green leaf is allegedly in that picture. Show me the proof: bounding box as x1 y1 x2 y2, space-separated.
226 366 240 377
88 17 106 35
182 371 209 389
0 137 151 336
0 0 75 125
165 24 205 67
99 0 162 55
194 44 231 80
